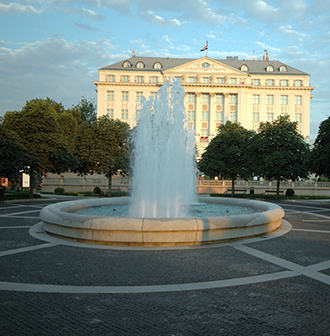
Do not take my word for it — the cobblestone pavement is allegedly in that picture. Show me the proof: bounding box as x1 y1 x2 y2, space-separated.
0 196 329 335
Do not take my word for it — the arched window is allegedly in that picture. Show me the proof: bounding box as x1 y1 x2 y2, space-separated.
266 65 274 72
279 65 287 72
123 61 131 68
241 64 248 71
136 62 145 69
153 62 162 69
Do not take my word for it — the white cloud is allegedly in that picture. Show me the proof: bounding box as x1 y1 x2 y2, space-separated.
278 25 310 40
0 38 127 115
0 2 43 14
278 0 308 19
140 10 182 27
246 1 282 22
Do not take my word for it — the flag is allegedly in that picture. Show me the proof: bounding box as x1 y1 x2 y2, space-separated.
200 42 208 52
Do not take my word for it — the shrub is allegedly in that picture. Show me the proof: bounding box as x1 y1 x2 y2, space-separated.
54 187 65 194
286 188 295 197
93 186 101 195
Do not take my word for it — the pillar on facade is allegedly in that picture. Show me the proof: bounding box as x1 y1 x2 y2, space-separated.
209 93 215 138
195 92 201 139
223 93 229 122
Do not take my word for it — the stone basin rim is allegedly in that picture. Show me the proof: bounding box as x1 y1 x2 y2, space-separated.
40 197 285 247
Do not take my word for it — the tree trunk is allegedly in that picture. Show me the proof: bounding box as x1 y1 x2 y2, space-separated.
29 169 34 199
107 169 112 196
276 178 280 199
231 175 235 196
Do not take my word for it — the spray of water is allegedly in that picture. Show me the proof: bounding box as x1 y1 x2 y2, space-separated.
129 79 197 218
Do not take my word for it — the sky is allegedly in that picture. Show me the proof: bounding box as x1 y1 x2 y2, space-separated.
1 0 330 139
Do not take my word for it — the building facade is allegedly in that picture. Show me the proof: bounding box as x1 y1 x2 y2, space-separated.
94 53 314 153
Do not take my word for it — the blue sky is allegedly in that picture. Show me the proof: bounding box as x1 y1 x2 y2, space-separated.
1 0 330 139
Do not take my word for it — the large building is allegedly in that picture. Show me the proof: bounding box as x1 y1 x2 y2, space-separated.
94 52 314 153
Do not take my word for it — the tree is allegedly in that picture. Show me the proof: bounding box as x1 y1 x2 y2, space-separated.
198 121 254 195
74 115 130 193
0 117 28 179
3 98 77 197
251 115 309 198
309 116 330 178
74 97 97 124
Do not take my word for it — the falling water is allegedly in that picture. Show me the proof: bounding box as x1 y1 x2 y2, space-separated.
129 79 197 218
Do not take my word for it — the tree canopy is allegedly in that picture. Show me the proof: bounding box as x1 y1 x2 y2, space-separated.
74 97 97 124
3 98 77 197
0 117 28 179
251 115 309 197
309 116 330 178
198 121 254 195
74 115 130 192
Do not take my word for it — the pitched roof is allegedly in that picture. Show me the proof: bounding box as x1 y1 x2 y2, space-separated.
100 56 309 76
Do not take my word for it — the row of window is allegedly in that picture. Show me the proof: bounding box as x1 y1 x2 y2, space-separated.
107 107 302 126
107 91 303 106
108 75 159 84
122 61 162 69
107 91 157 101
252 79 302 87
107 74 303 87
241 64 288 72
253 94 302 105
187 111 302 123
187 93 237 103
121 60 288 73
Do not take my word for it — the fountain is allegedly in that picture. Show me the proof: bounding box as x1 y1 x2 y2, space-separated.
40 79 284 247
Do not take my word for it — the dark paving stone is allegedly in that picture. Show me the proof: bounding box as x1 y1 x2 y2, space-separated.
0 217 39 227
0 276 329 336
247 230 330 267
0 227 42 252
0 245 285 286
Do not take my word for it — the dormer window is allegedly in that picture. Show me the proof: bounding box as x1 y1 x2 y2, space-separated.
266 65 274 72
123 61 131 68
241 64 248 71
136 62 145 69
153 62 162 69
279 65 287 72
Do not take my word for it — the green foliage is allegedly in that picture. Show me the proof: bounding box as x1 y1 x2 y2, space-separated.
54 187 65 194
0 117 28 178
250 115 309 197
74 97 97 124
286 188 295 197
198 121 254 195
309 116 330 177
74 115 130 192
3 190 41 200
3 98 77 197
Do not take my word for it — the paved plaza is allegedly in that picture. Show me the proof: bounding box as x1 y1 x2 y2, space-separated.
0 196 329 335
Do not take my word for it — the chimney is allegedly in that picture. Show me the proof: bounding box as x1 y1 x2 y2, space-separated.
263 49 270 61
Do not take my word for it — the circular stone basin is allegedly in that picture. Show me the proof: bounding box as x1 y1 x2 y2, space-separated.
40 197 284 247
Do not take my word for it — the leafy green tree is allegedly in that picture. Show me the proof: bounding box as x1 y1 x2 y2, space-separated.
57 112 79 153
309 116 330 178
198 121 254 195
3 98 77 197
0 117 28 179
74 115 130 193
74 97 97 124
251 115 309 198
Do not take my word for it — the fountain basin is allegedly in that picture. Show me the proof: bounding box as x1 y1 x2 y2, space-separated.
40 197 284 247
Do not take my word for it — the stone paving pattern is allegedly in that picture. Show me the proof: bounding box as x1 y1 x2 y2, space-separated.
0 197 330 335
